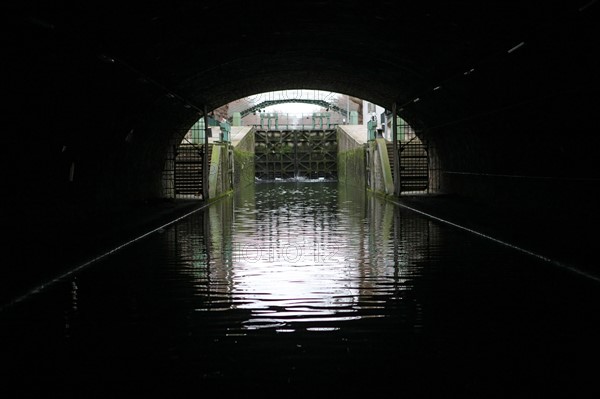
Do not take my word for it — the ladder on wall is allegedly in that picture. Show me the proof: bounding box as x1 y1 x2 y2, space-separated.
387 138 429 193
174 143 212 197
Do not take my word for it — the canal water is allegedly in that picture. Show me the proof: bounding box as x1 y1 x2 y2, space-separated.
1 181 599 397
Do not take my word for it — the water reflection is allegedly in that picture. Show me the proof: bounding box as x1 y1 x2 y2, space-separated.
164 181 439 332
2 181 599 396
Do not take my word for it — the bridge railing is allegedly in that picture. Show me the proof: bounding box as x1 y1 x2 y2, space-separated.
250 112 346 130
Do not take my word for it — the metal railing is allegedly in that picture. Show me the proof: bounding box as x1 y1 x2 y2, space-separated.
249 112 346 130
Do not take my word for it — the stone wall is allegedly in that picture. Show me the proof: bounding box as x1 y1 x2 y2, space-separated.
367 138 394 197
337 126 366 189
208 143 233 200
232 127 256 189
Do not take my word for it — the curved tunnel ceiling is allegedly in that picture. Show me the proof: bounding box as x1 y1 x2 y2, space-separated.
6 0 599 210
14 0 597 126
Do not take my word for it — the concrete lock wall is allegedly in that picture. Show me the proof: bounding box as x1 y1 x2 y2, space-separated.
336 126 366 190
208 143 233 200
367 138 394 197
231 126 256 189
337 125 395 197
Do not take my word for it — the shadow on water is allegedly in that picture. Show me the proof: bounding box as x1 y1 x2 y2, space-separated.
1 181 600 397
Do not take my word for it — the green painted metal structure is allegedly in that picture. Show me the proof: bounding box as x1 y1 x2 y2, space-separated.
219 120 231 142
255 129 337 180
367 118 378 141
236 99 348 119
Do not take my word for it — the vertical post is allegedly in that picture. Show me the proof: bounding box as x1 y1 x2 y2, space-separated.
232 112 241 126
346 95 350 123
294 129 298 178
191 120 201 144
203 106 210 200
172 144 177 199
392 102 399 197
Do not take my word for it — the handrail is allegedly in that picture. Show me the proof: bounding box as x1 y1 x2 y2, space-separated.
179 136 206 154
251 123 340 131
399 135 420 151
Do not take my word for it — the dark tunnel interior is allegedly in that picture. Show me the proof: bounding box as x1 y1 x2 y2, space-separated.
4 0 600 300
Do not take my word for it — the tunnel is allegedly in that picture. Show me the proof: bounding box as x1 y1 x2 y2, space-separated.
6 0 599 290
3 1 600 395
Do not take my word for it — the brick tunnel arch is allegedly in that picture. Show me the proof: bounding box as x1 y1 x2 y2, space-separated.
5 1 599 271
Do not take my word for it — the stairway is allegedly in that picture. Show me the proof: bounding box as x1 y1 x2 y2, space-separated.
387 140 429 192
174 143 212 196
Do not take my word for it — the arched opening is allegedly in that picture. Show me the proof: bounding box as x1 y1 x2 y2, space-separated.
158 89 439 197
